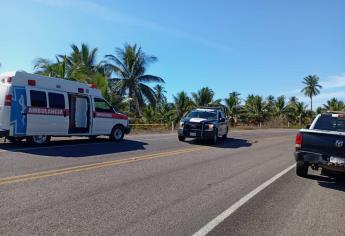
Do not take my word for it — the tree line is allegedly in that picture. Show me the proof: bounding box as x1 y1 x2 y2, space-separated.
1 43 340 128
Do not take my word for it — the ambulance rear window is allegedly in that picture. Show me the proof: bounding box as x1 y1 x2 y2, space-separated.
48 92 65 109
30 90 47 108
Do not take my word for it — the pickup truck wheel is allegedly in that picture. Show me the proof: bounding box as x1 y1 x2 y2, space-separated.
222 128 228 139
296 161 308 177
211 129 218 144
27 135 51 146
110 126 124 142
178 136 185 142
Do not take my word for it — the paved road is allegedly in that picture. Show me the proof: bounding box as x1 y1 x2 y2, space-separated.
0 129 344 235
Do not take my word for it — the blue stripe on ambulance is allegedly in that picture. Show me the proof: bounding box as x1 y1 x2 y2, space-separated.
10 86 27 136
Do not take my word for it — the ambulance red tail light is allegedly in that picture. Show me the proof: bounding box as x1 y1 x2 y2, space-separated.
4 94 12 106
89 84 97 89
28 80 36 86
295 133 302 149
7 76 13 83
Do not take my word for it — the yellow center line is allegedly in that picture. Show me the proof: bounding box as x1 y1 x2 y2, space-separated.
0 146 211 186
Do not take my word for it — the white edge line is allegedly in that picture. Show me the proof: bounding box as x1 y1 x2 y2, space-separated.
192 163 296 236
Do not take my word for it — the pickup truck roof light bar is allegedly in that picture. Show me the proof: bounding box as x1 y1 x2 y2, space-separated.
197 106 224 110
325 111 345 114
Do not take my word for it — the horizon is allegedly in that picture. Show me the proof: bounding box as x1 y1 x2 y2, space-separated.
0 0 344 108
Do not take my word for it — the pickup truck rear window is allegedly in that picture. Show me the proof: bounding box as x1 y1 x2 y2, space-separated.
314 115 345 132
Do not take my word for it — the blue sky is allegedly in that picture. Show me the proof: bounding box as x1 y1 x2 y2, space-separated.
0 0 344 108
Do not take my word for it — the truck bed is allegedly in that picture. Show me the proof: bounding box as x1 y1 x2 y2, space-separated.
299 129 345 158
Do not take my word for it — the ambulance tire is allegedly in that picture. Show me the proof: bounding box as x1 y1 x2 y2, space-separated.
110 125 124 142
27 135 51 146
88 135 98 140
7 137 24 144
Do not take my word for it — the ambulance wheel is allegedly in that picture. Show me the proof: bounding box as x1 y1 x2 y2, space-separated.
110 126 124 142
7 137 24 144
88 135 98 140
27 135 51 146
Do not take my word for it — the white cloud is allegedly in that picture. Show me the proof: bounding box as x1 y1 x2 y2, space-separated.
282 89 300 95
321 74 345 89
32 0 231 52
311 91 345 102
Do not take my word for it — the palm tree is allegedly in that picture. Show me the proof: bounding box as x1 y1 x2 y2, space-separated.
274 95 287 118
59 43 101 84
316 106 326 114
156 102 174 124
301 75 322 111
285 96 299 125
142 106 156 124
34 43 99 80
104 43 164 116
225 91 241 126
66 43 98 80
34 43 108 95
172 91 193 124
192 87 215 106
154 84 167 108
323 98 345 111
288 96 298 106
294 102 308 127
107 92 129 113
244 95 268 127
34 56 69 79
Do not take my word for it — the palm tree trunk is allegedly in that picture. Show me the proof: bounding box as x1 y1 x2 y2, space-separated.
128 88 136 115
310 96 313 111
299 115 302 128
135 99 141 117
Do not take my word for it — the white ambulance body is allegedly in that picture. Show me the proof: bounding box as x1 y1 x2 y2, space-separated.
0 71 130 145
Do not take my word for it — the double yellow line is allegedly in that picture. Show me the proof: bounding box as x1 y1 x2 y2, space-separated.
0 146 210 186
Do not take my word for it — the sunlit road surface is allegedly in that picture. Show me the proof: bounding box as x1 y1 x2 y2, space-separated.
0 129 344 235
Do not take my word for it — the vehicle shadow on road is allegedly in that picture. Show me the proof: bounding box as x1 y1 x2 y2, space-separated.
307 174 345 192
188 138 252 149
0 138 148 158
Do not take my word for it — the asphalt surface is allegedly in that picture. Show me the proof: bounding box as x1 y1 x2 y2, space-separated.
0 129 344 235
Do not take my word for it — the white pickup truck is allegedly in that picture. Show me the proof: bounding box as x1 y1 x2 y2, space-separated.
295 112 345 178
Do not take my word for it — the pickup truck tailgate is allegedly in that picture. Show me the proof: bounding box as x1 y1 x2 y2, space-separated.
301 131 345 157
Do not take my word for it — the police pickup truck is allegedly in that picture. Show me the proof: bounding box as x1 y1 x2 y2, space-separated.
295 112 345 177
178 108 228 144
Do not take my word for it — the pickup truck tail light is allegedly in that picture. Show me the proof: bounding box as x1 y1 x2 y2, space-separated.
295 133 302 148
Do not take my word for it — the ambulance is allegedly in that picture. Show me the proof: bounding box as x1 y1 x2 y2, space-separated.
0 71 130 145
